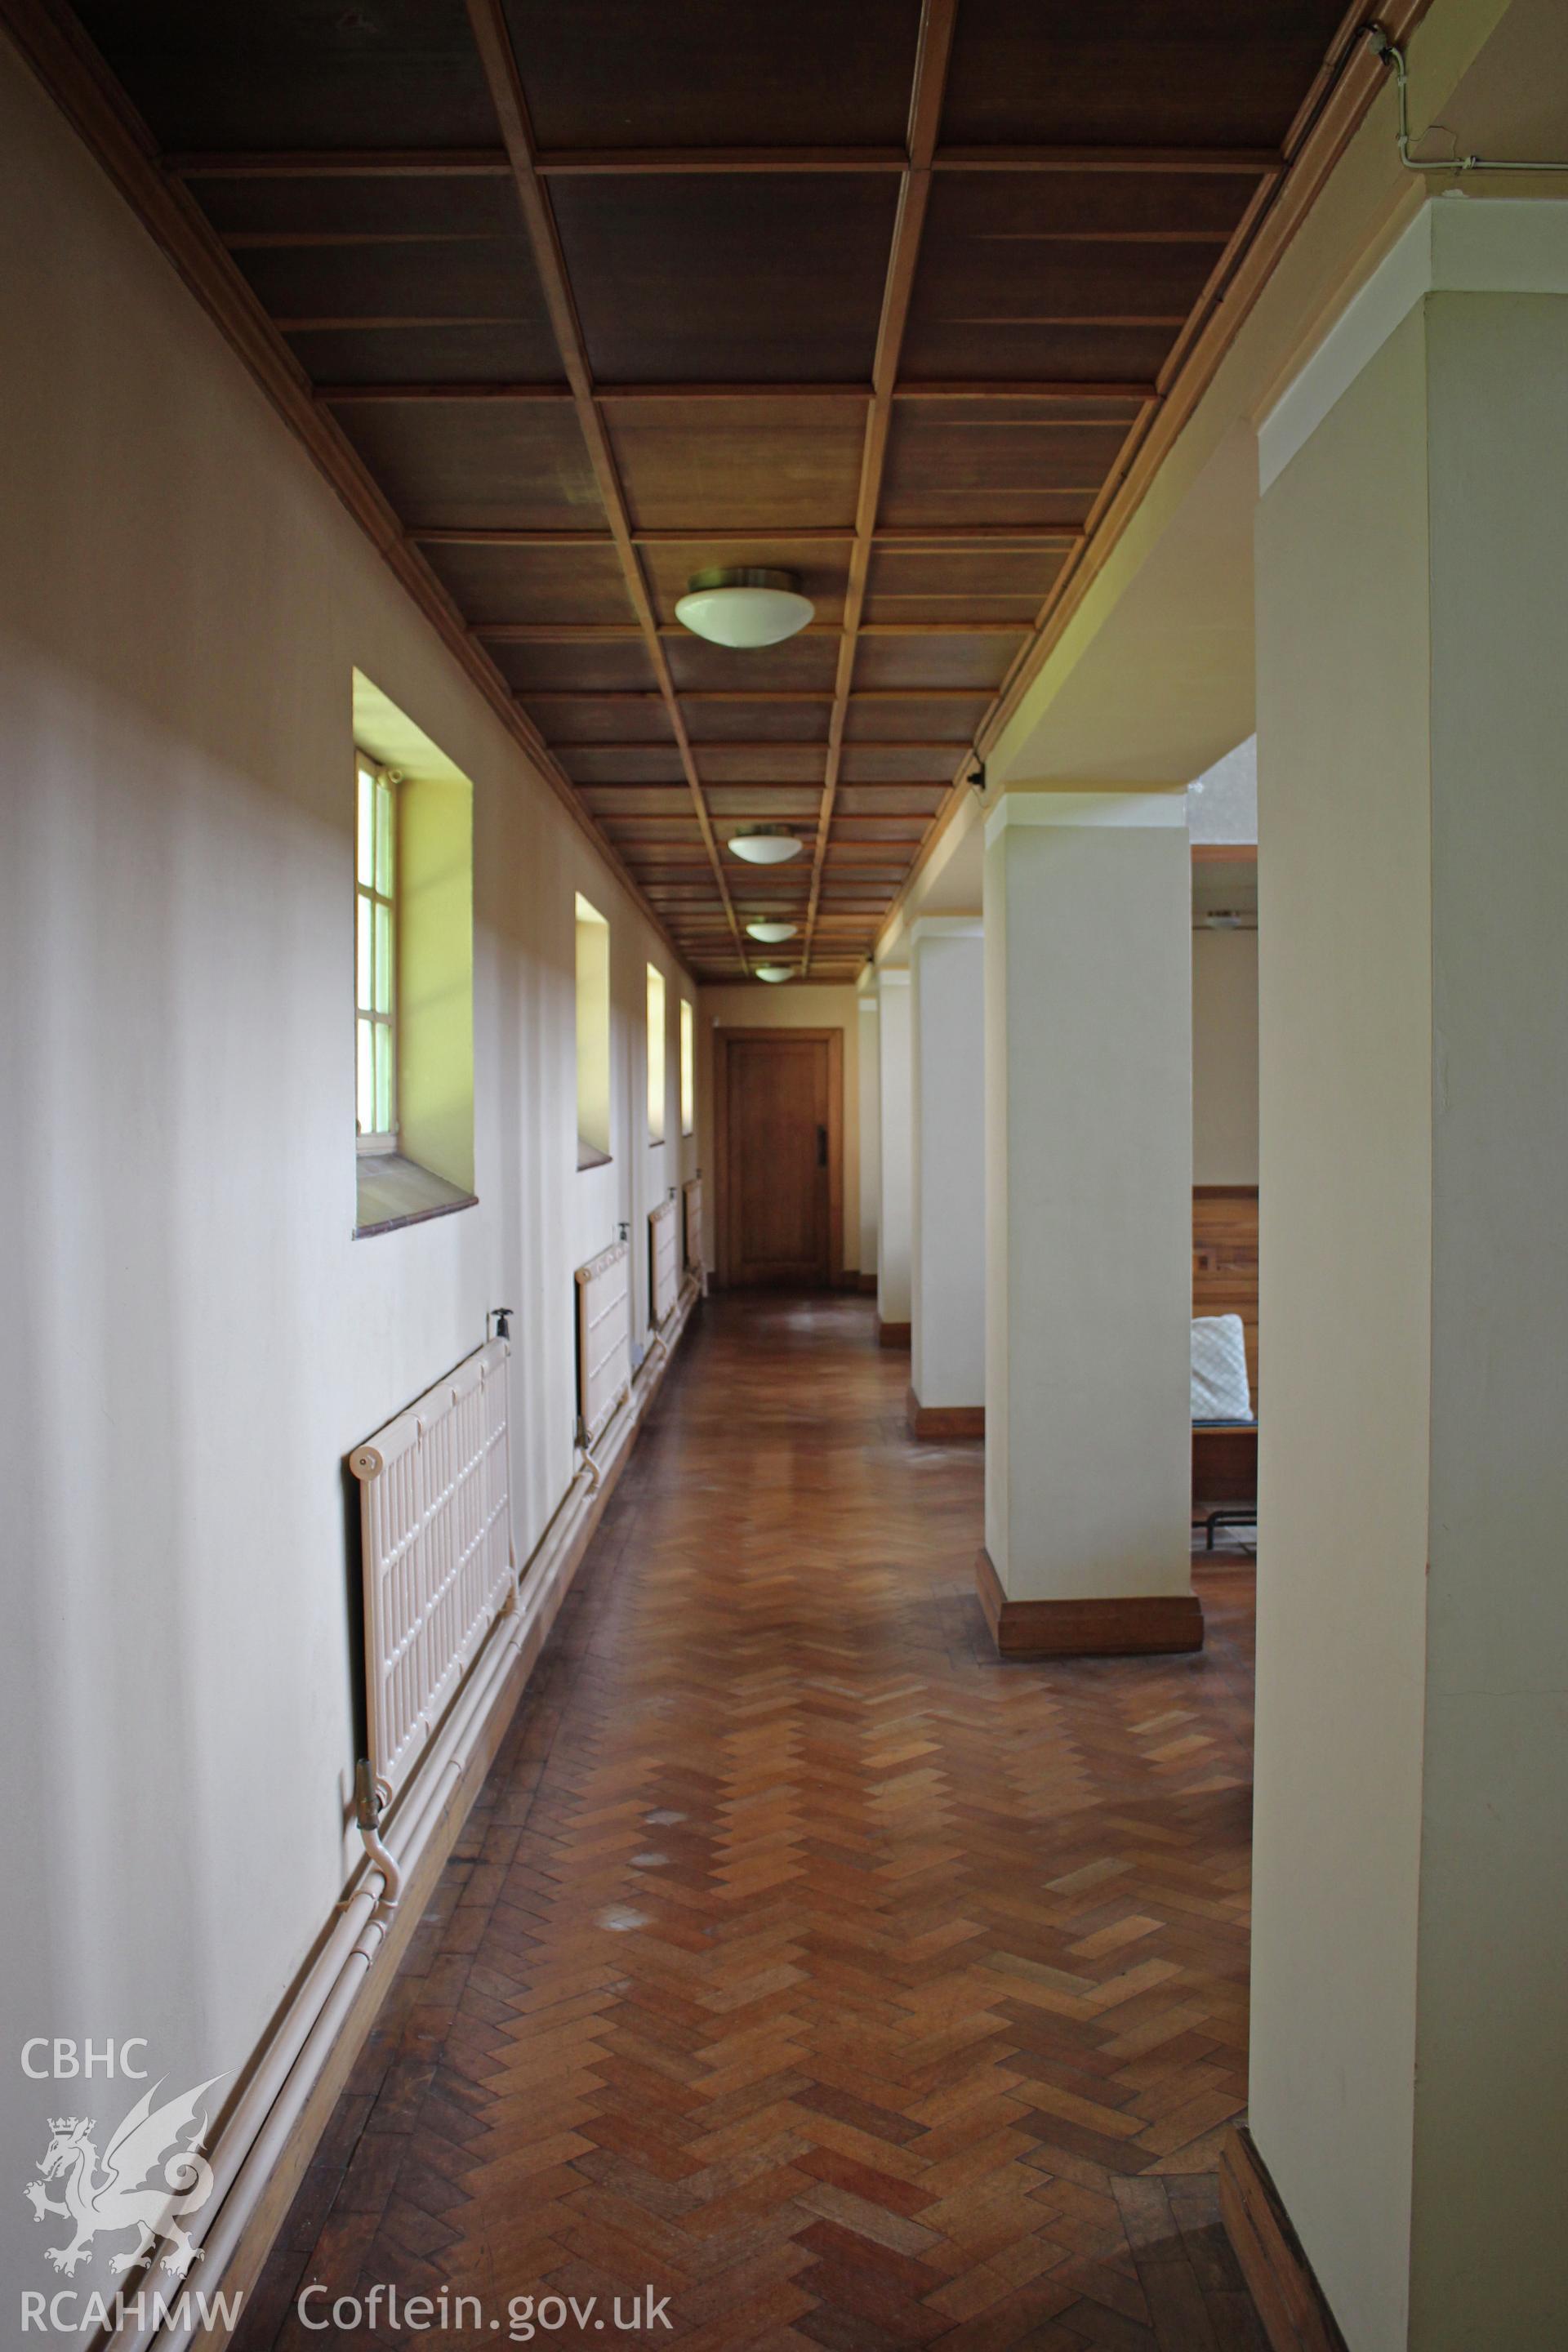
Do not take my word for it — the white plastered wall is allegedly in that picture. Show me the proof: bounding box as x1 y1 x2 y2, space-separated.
0 44 695 2298
1192 930 1259 1185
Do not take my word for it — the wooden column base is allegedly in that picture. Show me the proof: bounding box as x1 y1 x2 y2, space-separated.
877 1318 911 1349
906 1387 984 1440
974 1548 1204 1658
1218 2128 1348 2352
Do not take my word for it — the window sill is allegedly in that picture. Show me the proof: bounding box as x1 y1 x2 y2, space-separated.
577 1143 612 1172
355 1152 477 1238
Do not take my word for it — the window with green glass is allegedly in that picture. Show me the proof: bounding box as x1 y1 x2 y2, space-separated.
350 675 476 1238
679 999 695 1136
646 964 666 1144
355 757 398 1147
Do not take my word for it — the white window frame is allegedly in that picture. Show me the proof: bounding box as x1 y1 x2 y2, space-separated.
355 755 399 1155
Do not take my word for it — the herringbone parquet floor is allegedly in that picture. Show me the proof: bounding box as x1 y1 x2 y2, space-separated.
240 1296 1263 2352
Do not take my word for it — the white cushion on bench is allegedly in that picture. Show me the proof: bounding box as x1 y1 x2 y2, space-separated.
1192 1314 1253 1423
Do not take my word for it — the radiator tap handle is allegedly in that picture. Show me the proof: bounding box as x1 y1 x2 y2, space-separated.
354 1757 383 1832
491 1306 514 1341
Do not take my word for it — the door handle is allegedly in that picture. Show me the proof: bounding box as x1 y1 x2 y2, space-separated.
817 1124 827 1169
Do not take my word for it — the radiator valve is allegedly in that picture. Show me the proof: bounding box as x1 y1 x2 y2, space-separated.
354 1758 403 1909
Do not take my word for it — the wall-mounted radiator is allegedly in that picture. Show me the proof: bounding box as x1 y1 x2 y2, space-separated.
576 1238 631 1452
349 1336 517 1808
683 1175 705 1290
649 1196 680 1331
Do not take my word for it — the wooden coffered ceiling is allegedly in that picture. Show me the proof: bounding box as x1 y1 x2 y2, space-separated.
23 0 1383 979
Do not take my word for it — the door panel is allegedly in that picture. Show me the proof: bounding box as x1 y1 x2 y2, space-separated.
723 1033 835 1286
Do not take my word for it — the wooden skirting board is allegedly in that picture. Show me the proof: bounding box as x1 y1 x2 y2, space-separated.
906 1387 984 1440
974 1548 1205 1659
877 1318 911 1349
1218 2128 1350 2352
856 1271 878 1294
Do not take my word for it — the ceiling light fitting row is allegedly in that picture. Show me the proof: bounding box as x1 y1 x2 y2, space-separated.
675 568 816 978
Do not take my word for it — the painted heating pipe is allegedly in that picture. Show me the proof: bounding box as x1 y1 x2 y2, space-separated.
1365 25 1568 174
91 1592 528 2352
93 1284 693 2352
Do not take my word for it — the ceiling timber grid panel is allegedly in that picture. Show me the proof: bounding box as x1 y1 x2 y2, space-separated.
53 0 1369 977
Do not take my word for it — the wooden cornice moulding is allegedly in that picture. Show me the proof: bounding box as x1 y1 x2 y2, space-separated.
1218 2127 1351 2352
906 1388 983 1440
0 0 697 975
974 1548 1204 1658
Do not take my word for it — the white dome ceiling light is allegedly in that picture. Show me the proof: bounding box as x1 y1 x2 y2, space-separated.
727 826 803 866
754 964 794 984
746 919 799 943
675 567 815 649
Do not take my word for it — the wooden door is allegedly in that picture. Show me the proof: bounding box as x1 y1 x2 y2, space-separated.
715 1029 842 1287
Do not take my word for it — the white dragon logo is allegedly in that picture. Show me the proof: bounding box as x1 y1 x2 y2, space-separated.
24 2078 220 2278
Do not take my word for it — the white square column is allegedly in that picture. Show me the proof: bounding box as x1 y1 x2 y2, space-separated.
1243 200 1568 2352
908 919 985 1437
874 967 911 1348
855 980 880 1292
979 787 1197 1657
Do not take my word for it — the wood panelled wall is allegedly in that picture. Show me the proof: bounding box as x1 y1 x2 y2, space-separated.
1194 1186 1260 1403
